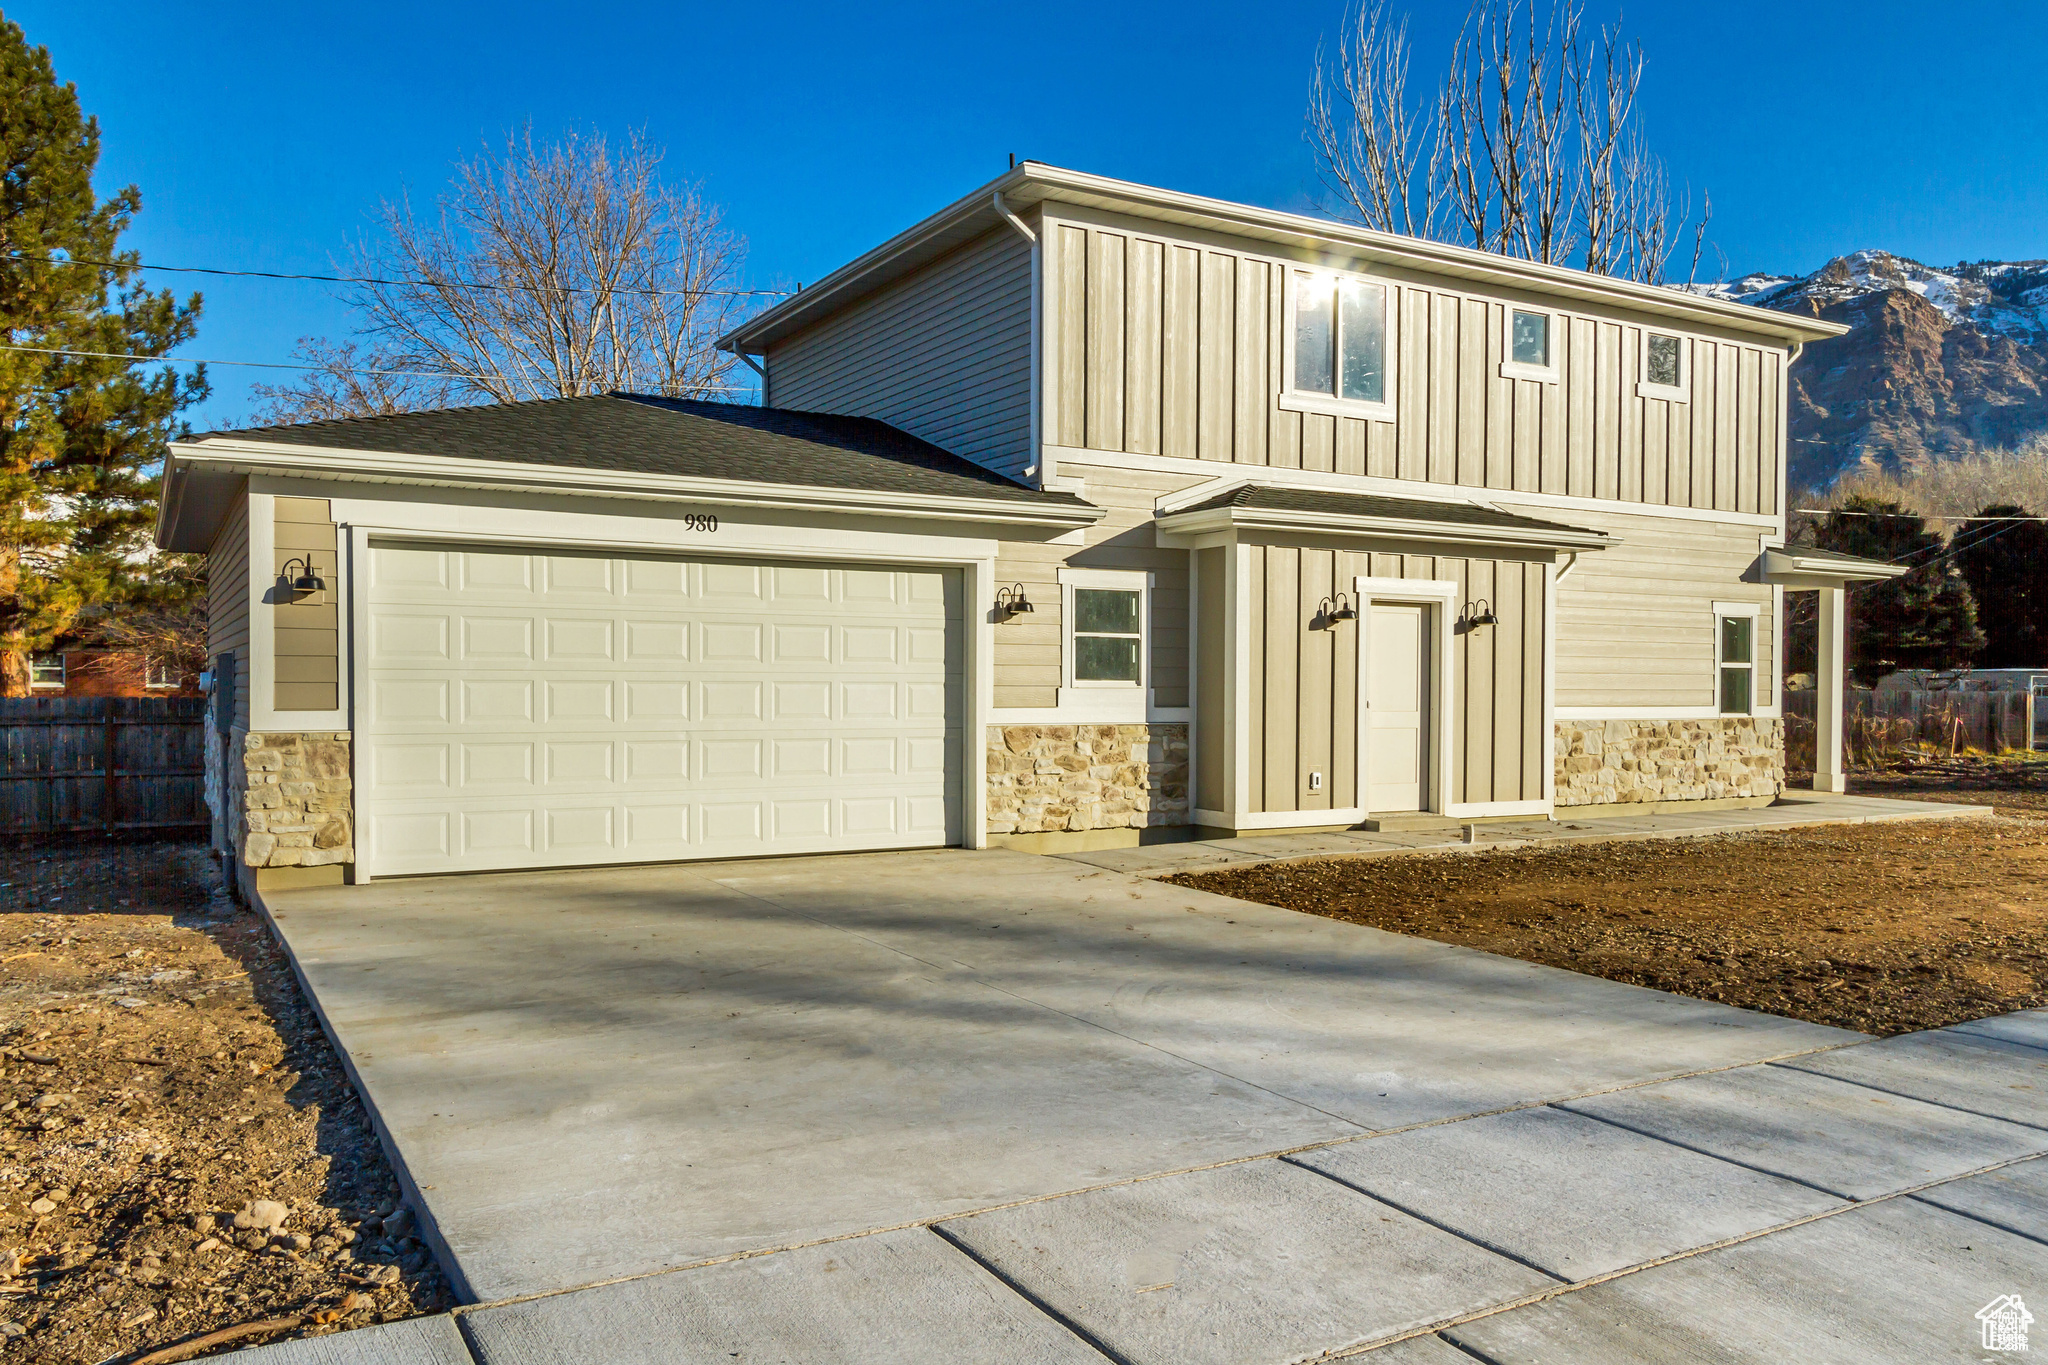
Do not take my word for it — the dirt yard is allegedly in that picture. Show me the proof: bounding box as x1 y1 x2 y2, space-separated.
1173 760 2048 1037
0 843 450 1364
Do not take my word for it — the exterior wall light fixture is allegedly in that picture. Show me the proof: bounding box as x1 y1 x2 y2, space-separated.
1315 592 1357 629
994 584 1034 621
1461 598 1498 631
281 556 326 596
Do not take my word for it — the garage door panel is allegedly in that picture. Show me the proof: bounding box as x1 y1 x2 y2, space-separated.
366 544 961 875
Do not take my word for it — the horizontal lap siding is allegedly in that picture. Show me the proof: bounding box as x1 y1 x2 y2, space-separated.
207 490 251 730
1049 216 1784 516
993 462 1206 709
770 228 1033 480
1243 544 1545 813
1542 507 1775 711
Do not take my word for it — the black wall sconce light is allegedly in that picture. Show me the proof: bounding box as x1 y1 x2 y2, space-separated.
1313 591 1357 630
280 556 326 596
1459 598 1498 632
994 583 1034 621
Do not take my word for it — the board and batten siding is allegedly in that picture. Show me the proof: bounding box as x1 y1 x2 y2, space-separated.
206 488 252 730
768 227 1035 481
1239 543 1548 815
1545 506 1775 713
1047 214 1784 517
992 460 1203 710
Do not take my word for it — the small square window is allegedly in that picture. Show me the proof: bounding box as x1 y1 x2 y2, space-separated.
1646 334 1682 387
1510 310 1550 368
146 657 179 689
29 652 64 688
1073 588 1143 683
1290 271 1388 409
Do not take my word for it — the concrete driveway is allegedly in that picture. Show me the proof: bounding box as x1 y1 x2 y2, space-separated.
265 846 1861 1304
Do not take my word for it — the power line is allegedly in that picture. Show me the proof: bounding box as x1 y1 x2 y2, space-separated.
4 250 794 300
1795 509 2048 522
0 343 759 395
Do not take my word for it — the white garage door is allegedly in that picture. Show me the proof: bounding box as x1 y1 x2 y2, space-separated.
360 543 963 876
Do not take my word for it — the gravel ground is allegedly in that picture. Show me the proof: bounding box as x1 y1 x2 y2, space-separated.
0 843 451 1364
1172 759 2048 1037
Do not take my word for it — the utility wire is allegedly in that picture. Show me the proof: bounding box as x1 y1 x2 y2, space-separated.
4 250 795 300
0 343 758 395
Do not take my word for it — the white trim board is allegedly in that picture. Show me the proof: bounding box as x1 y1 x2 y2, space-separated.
1049 448 1787 531
1193 807 1366 832
1554 706 1784 721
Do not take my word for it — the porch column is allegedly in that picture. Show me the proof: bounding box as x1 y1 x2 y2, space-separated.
1814 584 1848 794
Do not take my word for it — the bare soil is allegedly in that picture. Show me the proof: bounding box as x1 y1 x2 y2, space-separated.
0 842 451 1364
1172 760 2048 1037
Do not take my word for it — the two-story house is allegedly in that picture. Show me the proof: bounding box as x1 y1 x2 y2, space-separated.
157 163 1898 893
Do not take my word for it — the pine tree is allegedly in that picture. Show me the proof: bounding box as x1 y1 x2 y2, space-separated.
0 15 205 694
1953 504 2048 668
1814 496 1986 684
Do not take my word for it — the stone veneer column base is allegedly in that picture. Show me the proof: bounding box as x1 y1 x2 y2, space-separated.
1554 717 1784 808
985 723 1189 837
233 732 355 874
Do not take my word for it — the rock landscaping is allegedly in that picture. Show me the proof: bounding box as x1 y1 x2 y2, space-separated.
985 723 1189 834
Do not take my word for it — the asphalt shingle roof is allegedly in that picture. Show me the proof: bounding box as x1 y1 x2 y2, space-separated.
199 393 1087 508
1173 484 1605 538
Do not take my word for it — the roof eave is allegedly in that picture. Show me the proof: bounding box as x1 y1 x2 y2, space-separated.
1760 546 1911 585
162 437 1103 531
1155 504 1619 551
723 162 1847 352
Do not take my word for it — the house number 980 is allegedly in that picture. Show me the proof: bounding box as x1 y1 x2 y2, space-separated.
681 514 719 532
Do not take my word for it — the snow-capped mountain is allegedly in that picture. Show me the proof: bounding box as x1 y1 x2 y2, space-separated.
1682 251 2048 489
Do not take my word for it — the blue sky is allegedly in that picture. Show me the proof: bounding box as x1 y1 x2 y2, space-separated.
13 0 2045 430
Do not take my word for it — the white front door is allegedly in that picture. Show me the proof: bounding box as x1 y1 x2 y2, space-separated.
360 543 963 876
1365 602 1429 812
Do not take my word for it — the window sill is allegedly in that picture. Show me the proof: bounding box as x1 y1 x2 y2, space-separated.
1637 382 1690 402
1499 362 1559 384
1278 391 1395 423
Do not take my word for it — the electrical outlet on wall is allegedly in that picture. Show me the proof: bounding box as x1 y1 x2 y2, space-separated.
1308 771 1323 792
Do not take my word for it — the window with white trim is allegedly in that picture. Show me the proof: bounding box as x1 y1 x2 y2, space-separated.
29 652 64 689
1284 269 1392 416
1638 330 1690 400
1500 306 1560 382
146 657 179 689
1717 609 1757 715
1062 570 1149 689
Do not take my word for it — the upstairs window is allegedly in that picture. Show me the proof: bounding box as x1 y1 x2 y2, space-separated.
1638 330 1691 400
146 657 179 689
1718 612 1755 715
1502 307 1560 381
29 652 64 689
1289 271 1390 412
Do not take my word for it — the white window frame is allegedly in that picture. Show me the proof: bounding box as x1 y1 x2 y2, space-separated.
1278 266 1398 422
145 657 179 690
1637 329 1692 402
29 652 65 690
1059 566 1150 692
1499 304 1561 383
1714 601 1762 716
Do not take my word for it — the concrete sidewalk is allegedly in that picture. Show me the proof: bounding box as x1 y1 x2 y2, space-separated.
231 1010 2048 1363
1052 790 1990 879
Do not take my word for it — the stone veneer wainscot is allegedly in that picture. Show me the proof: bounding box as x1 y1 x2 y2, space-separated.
1555 717 1784 807
234 732 354 868
986 724 1189 834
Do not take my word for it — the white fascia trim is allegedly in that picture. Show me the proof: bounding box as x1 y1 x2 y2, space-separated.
1555 705 1784 721
722 162 1846 351
1054 449 1786 531
1158 504 1617 552
1759 546 1910 584
992 705 1193 724
1193 807 1366 831
171 440 1106 531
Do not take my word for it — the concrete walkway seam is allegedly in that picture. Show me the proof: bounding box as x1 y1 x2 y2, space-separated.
925 1223 1133 1365
1316 1146 2048 1361
1765 1055 2048 1133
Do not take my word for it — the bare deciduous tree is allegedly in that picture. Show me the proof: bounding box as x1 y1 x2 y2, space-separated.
1309 0 1710 285
255 127 752 421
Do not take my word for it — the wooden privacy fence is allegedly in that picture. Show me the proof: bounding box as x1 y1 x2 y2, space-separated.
1784 688 2037 771
0 697 207 838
